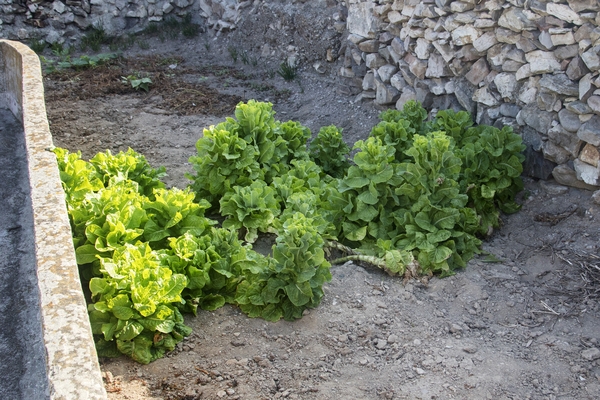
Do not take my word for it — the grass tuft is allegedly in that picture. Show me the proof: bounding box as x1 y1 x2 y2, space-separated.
277 60 298 81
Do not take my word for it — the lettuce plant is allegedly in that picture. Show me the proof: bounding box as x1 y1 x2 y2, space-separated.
235 212 331 321
89 242 191 364
309 125 350 178
219 180 281 243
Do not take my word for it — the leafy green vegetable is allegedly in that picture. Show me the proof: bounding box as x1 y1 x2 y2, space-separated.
220 180 281 243
88 243 190 364
187 125 262 207
143 188 214 247
309 125 350 178
235 212 331 321
90 148 166 198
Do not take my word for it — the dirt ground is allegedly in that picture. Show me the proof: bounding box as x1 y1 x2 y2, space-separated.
42 15 600 400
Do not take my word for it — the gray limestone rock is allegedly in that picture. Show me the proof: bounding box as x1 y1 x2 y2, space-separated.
425 53 450 78
517 105 555 134
498 8 537 32
566 100 593 115
494 73 518 101
588 95 600 114
526 50 562 74
580 73 595 102
452 25 480 46
539 74 579 96
577 115 600 146
537 90 560 112
375 78 401 105
390 73 407 91
358 39 379 53
500 103 521 118
566 56 590 81
568 0 600 13
454 78 476 115
378 64 398 83
542 140 572 164
558 109 582 133
473 31 497 52
502 60 524 72
415 38 431 59
552 164 599 189
546 3 583 25
474 86 499 107
362 72 376 91
554 44 579 60
548 124 583 157
396 88 417 110
406 54 427 80
496 27 521 44
347 1 378 39
574 158 600 185
365 53 387 69
581 47 600 71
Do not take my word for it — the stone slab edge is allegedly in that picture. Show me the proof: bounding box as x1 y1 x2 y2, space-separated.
0 40 107 400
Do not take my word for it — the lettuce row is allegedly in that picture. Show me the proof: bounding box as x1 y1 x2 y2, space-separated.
55 100 526 365
55 148 224 364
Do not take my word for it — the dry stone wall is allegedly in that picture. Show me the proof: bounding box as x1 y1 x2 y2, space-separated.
0 0 201 42
3 0 600 188
342 0 600 188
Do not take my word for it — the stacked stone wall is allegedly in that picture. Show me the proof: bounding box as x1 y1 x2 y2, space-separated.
343 0 600 188
2 0 600 188
0 0 203 43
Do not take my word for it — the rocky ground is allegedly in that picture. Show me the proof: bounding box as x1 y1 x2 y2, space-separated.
41 9 600 400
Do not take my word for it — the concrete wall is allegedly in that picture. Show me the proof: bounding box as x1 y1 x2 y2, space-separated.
0 39 106 400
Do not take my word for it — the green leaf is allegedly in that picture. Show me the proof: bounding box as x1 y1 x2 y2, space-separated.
344 224 367 241
199 294 226 311
285 281 312 307
116 320 144 341
108 294 135 320
431 246 453 264
75 244 102 264
261 304 284 322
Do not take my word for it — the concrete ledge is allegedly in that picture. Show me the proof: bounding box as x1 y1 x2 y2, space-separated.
0 40 106 399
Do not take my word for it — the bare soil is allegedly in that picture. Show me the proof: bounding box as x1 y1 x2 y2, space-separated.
43 22 600 400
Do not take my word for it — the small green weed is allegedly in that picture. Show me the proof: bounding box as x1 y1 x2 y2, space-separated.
240 51 249 65
30 39 46 54
249 82 273 92
277 60 298 81
122 75 152 92
215 68 229 77
228 46 238 63
138 40 150 50
81 25 108 52
43 52 118 74
181 14 200 37
142 22 160 35
51 43 72 60
158 57 180 66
